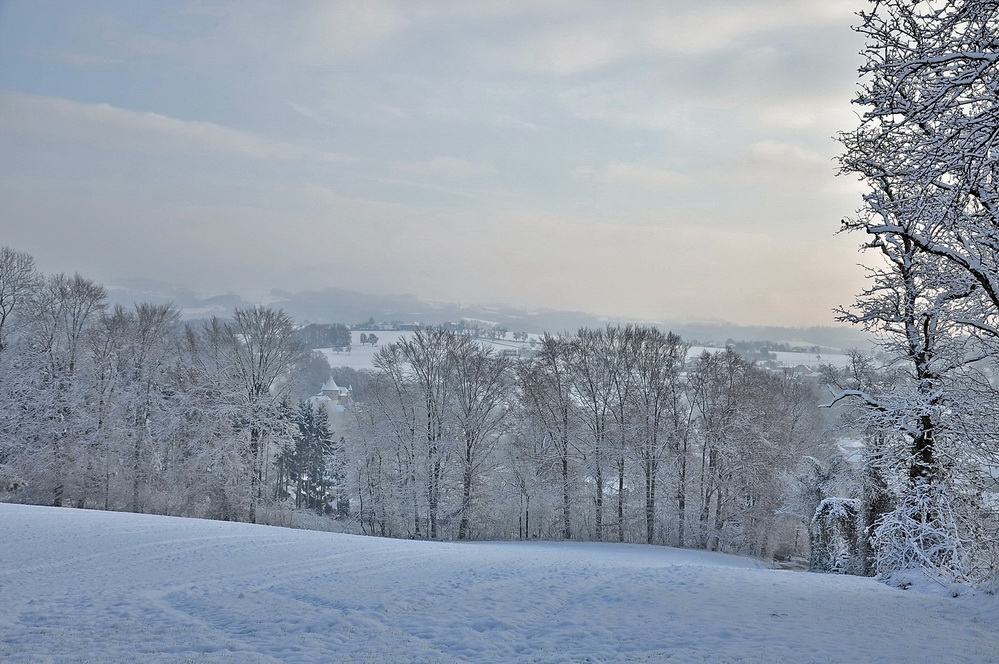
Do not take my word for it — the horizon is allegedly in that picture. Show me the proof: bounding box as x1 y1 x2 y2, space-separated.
105 277 866 332
95 277 875 354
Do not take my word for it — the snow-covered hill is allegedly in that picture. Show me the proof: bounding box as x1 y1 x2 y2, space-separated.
1 504 996 663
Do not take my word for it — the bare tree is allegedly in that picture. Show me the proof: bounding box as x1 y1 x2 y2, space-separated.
397 327 459 539
689 349 745 551
516 334 580 540
29 273 107 376
0 247 41 352
570 328 616 541
842 1 999 326
603 326 638 543
24 273 107 506
628 327 690 545
125 303 181 512
449 339 513 540
200 307 308 522
366 344 425 537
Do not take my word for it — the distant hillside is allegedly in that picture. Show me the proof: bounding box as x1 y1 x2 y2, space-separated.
106 281 873 353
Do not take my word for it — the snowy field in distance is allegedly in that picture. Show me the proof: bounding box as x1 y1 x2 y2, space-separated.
320 332 853 372
319 331 422 371
2 503 997 663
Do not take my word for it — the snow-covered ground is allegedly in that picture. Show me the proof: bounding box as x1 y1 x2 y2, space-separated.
318 331 416 371
1 504 996 663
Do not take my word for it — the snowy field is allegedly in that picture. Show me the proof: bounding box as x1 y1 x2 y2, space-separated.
1 504 997 663
320 333 852 372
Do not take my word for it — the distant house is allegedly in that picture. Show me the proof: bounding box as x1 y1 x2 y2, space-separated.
309 376 352 428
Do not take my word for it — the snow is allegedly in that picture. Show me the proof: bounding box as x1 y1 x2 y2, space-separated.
814 497 861 520
319 332 540 371
2 503 996 663
318 331 413 371
323 334 852 373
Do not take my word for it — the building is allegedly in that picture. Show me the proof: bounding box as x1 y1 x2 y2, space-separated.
308 376 352 429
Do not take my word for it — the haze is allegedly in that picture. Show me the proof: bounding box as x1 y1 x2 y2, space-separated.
0 1 868 327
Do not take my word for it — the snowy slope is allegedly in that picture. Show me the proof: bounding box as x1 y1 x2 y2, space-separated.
0 504 996 663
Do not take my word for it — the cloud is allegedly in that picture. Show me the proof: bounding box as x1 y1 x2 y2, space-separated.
516 1 858 74
574 162 689 189
739 140 861 196
0 91 351 164
637 2 856 57
747 140 829 169
393 156 494 179
287 101 333 126
47 51 124 68
217 0 408 66
523 21 629 74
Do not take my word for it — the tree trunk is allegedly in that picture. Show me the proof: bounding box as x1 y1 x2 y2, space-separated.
712 484 725 551
428 446 441 539
458 440 473 540
645 460 656 544
677 444 687 548
52 435 64 508
617 457 625 542
561 450 571 540
594 462 603 541
909 414 936 485
525 494 530 540
249 427 260 523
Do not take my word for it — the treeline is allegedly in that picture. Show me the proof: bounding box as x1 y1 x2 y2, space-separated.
353 316 530 341
294 323 351 351
345 327 835 557
0 247 840 562
0 248 326 523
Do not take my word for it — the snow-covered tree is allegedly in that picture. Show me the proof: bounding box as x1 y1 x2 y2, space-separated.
838 0 999 584
627 327 690 545
687 350 825 557
280 400 344 515
22 273 107 506
515 333 581 540
811 497 864 575
193 307 309 523
76 302 182 512
448 339 513 540
396 328 459 539
0 247 41 353
569 328 617 541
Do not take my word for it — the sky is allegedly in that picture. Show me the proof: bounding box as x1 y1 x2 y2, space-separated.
0 0 871 327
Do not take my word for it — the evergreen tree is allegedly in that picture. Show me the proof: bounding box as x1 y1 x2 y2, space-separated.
287 400 343 514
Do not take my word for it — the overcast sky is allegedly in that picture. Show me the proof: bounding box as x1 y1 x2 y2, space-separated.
0 1 869 327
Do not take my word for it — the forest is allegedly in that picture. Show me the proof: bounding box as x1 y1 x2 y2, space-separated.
0 252 838 563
